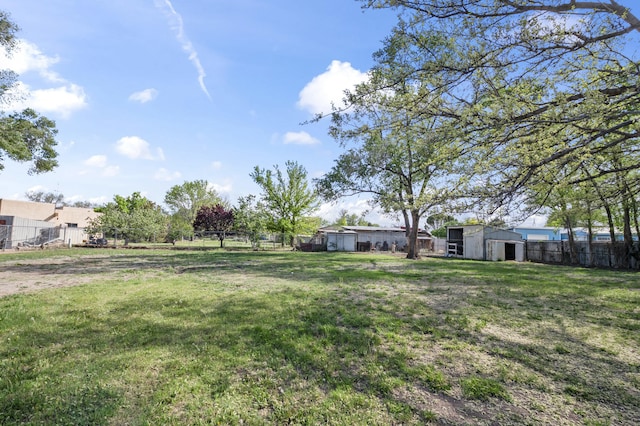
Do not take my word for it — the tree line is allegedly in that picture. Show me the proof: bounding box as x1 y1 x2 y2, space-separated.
315 0 640 259
4 2 640 260
80 162 321 248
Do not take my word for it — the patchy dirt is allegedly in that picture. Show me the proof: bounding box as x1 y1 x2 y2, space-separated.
0 255 105 297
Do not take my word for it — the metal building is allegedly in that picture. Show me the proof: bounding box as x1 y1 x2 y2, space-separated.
446 225 524 261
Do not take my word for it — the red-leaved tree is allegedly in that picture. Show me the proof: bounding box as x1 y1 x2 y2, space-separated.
193 204 234 247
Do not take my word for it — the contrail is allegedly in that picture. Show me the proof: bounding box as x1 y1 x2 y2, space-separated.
155 0 211 99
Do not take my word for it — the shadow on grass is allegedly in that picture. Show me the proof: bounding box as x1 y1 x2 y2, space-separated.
1 250 639 424
1 288 442 424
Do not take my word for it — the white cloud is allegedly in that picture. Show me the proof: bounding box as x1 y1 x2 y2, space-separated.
297 60 369 115
26 84 88 118
283 131 320 146
2 40 62 82
84 155 108 168
129 88 159 103
115 136 164 160
211 161 222 170
27 185 48 193
80 154 119 177
154 0 211 99
154 168 182 181
2 40 88 118
88 196 109 205
210 180 232 194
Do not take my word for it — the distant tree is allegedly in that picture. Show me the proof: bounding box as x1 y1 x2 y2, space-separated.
431 220 461 239
297 216 324 236
25 190 65 206
233 195 269 249
193 204 234 247
333 209 374 227
166 215 194 244
89 192 167 245
24 191 99 209
1 11 59 174
69 200 99 209
164 180 224 239
250 161 320 246
425 214 455 232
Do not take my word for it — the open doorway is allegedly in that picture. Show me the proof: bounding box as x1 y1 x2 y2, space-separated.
505 243 516 261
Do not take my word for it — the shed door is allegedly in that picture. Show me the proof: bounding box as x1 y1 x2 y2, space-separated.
505 243 516 261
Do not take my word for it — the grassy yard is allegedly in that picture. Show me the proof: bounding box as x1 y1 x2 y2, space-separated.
0 249 638 425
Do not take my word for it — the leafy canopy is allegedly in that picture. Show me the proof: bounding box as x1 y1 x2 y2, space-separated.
357 0 640 218
251 161 320 244
0 10 59 174
88 192 167 244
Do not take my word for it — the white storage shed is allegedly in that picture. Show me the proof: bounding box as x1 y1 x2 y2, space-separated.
447 225 524 261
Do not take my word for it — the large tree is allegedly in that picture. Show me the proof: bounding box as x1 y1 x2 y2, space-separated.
356 1 640 211
164 180 224 240
316 64 465 258
1 10 59 174
233 195 269 249
250 161 320 246
88 192 167 245
193 204 234 247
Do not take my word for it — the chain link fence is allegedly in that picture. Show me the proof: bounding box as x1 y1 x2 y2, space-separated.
1 224 304 251
0 224 90 250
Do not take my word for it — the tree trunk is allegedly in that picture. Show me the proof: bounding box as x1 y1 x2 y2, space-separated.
564 212 576 265
586 211 594 268
406 210 421 260
402 209 411 238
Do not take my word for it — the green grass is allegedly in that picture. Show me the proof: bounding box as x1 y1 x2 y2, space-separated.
0 249 639 425
460 376 511 401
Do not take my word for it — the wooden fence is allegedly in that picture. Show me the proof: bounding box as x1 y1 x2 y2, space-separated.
525 240 640 269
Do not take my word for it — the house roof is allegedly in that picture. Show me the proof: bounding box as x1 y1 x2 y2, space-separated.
319 225 432 237
323 229 358 234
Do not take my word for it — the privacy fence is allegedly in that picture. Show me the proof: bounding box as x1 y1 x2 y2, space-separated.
525 240 640 269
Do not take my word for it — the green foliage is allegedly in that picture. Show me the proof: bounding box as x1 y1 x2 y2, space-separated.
333 209 374 227
317 62 464 257
166 214 195 243
0 108 58 174
233 195 269 249
0 10 19 100
357 1 640 241
1 11 59 174
251 161 320 245
164 180 223 235
88 192 168 244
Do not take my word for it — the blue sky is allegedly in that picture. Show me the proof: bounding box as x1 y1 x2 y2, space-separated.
0 0 401 224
